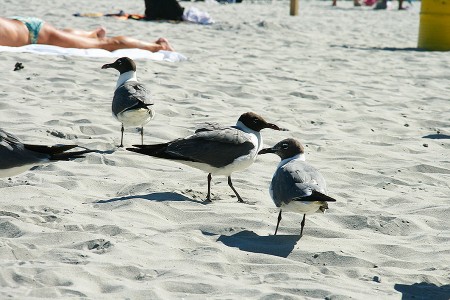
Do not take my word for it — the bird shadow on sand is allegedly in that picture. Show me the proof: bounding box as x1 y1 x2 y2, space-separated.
331 44 427 52
208 230 300 258
96 192 204 204
422 133 450 140
394 282 450 300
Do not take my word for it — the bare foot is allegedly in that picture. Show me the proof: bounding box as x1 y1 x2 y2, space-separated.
155 37 174 52
94 26 106 39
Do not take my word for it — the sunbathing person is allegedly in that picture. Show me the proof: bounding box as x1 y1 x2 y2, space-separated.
0 16 174 52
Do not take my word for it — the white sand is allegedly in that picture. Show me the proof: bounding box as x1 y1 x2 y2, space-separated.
1 0 449 299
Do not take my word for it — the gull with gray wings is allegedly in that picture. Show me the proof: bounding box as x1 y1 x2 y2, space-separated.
102 57 155 147
259 138 336 236
127 112 286 203
0 128 92 178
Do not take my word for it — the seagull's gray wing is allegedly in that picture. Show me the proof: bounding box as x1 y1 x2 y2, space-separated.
271 160 327 207
194 122 229 133
166 128 255 168
112 82 153 116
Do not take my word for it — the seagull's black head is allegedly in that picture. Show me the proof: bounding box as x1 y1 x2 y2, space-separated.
238 112 286 132
101 57 136 74
258 138 304 160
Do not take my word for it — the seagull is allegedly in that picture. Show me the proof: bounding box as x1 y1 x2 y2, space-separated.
0 129 92 178
127 112 286 203
258 138 336 236
102 57 155 147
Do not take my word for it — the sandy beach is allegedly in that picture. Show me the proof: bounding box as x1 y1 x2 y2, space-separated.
1 0 449 298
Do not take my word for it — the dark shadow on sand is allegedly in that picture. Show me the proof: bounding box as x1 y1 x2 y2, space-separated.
213 230 300 258
96 192 203 204
94 150 117 155
422 134 450 140
394 282 450 300
331 44 427 52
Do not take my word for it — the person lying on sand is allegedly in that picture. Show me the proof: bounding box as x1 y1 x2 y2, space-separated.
0 16 174 52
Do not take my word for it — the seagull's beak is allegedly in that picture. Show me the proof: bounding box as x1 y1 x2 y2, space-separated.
101 63 113 69
266 123 288 131
258 147 277 155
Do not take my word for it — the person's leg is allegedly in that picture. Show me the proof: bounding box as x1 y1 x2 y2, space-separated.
38 23 173 52
99 35 174 52
332 0 337 6
38 24 105 48
398 0 404 9
62 27 106 38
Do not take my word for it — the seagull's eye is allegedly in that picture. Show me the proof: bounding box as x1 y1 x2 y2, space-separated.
253 118 259 124
282 143 289 149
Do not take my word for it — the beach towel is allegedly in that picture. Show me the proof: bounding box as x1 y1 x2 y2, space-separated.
73 11 145 20
74 7 214 25
0 45 187 62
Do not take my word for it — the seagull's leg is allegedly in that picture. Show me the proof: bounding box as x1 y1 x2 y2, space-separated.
227 176 244 203
274 210 282 235
300 214 306 237
141 126 144 145
204 173 212 203
119 124 124 147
